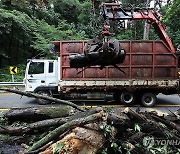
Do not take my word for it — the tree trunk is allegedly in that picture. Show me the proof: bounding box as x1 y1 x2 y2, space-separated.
122 108 180 139
107 112 130 125
41 126 105 154
0 88 85 112
122 107 147 123
150 114 180 133
26 111 104 152
143 0 150 40
0 107 103 135
5 106 75 122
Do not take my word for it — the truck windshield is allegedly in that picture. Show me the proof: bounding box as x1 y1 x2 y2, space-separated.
28 62 44 74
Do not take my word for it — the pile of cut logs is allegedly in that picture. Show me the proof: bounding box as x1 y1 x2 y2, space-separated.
0 89 180 154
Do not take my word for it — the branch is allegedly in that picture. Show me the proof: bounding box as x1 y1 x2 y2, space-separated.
26 111 105 152
0 88 85 112
0 107 103 135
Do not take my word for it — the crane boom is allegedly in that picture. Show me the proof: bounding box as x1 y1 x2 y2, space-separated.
100 3 175 52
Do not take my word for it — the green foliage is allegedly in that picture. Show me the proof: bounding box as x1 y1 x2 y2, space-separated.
162 0 180 48
53 142 64 154
0 64 26 82
0 8 34 65
0 134 14 142
0 0 88 70
158 122 166 128
101 148 108 154
100 123 111 137
111 142 122 153
53 0 81 24
134 123 141 132
0 0 179 80
116 30 134 40
0 112 8 126
11 121 28 127
77 1 94 38
148 145 170 154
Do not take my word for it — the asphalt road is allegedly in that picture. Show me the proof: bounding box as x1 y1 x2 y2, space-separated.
0 93 179 113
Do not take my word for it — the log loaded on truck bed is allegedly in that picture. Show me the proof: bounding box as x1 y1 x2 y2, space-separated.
24 2 179 107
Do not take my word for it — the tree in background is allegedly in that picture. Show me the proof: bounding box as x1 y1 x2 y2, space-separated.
162 0 180 49
0 0 87 67
0 0 179 68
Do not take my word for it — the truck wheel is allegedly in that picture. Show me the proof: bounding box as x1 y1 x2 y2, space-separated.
141 92 156 107
120 91 135 105
36 91 51 105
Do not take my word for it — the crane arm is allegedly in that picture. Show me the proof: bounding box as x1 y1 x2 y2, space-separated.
100 3 175 53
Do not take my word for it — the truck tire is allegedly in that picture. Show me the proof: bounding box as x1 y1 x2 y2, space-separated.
141 92 157 107
120 91 135 105
36 91 51 105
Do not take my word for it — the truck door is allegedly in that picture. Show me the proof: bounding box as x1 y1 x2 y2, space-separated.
25 60 46 92
45 60 58 87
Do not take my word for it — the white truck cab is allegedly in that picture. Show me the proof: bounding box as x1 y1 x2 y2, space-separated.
24 59 59 94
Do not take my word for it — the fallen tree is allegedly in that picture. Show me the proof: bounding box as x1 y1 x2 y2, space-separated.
4 106 75 122
0 106 180 154
0 88 180 154
0 88 85 112
0 107 103 135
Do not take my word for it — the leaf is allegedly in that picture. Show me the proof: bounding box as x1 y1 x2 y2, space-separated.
100 125 104 130
126 151 131 154
150 149 156 154
177 149 180 154
111 142 118 148
111 142 122 153
159 122 166 128
101 148 108 154
134 124 141 132
52 142 64 154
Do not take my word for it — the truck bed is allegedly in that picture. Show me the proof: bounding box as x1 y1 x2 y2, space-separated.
52 40 179 91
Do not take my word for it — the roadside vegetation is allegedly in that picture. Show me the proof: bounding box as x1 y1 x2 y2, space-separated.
0 0 179 75
0 64 26 82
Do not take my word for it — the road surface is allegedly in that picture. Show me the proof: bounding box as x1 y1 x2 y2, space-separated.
0 93 179 112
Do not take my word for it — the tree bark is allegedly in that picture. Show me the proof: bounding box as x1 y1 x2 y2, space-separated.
107 112 130 125
26 111 104 152
122 108 180 140
0 117 68 135
0 107 103 135
5 106 75 122
122 107 147 123
41 126 105 154
150 114 180 133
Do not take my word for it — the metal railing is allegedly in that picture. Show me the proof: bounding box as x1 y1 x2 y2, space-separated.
0 82 24 86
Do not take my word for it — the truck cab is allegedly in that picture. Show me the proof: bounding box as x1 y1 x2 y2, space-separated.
24 59 59 94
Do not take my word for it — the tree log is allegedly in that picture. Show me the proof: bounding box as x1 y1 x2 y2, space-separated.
0 117 67 135
122 107 147 123
0 107 103 135
150 113 180 133
26 111 105 152
0 88 85 112
122 108 180 140
41 126 105 154
5 106 75 122
107 112 130 125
